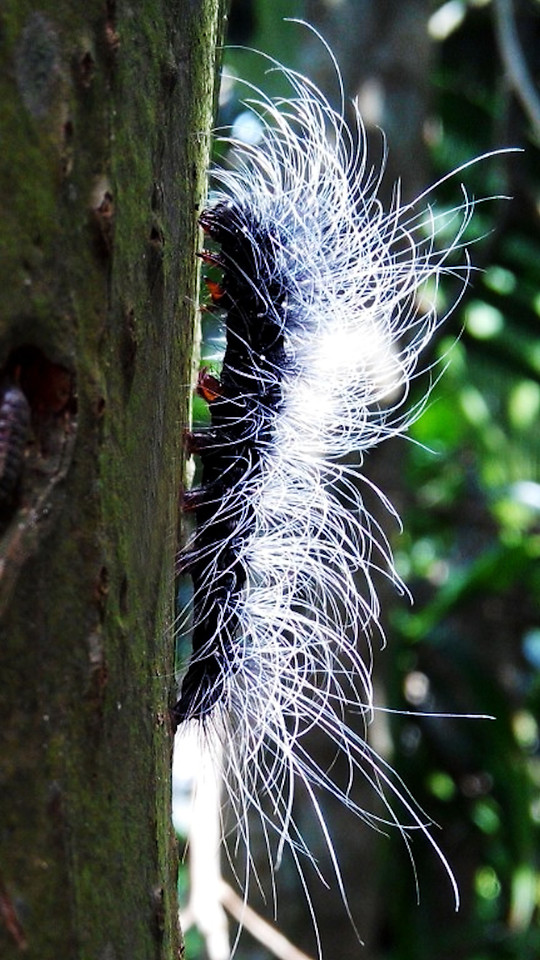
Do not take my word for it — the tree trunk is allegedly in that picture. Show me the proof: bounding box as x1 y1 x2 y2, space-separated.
0 2 225 958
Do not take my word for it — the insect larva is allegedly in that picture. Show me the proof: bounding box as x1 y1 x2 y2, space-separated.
0 384 30 503
172 31 512 943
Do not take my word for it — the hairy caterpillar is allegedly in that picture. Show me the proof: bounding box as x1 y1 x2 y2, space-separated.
172 29 510 950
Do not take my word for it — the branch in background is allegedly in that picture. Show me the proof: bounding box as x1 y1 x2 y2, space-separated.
177 729 315 960
494 0 540 140
220 881 316 960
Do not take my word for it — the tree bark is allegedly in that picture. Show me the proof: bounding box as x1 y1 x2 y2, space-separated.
0 2 225 958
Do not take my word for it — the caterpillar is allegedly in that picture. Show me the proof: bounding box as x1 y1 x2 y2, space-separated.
0 383 30 505
172 28 509 950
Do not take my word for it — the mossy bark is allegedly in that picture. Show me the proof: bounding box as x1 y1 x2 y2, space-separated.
0 2 225 958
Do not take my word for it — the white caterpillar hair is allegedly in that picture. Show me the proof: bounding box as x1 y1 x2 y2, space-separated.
173 27 509 952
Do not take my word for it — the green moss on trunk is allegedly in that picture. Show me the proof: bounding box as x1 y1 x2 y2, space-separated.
0 2 225 958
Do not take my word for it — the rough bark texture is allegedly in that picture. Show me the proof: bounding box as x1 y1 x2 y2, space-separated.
0 2 225 958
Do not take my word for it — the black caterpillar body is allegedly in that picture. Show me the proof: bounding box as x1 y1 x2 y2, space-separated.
173 201 290 723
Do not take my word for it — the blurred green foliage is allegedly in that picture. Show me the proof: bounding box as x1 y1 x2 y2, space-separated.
384 1 540 957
